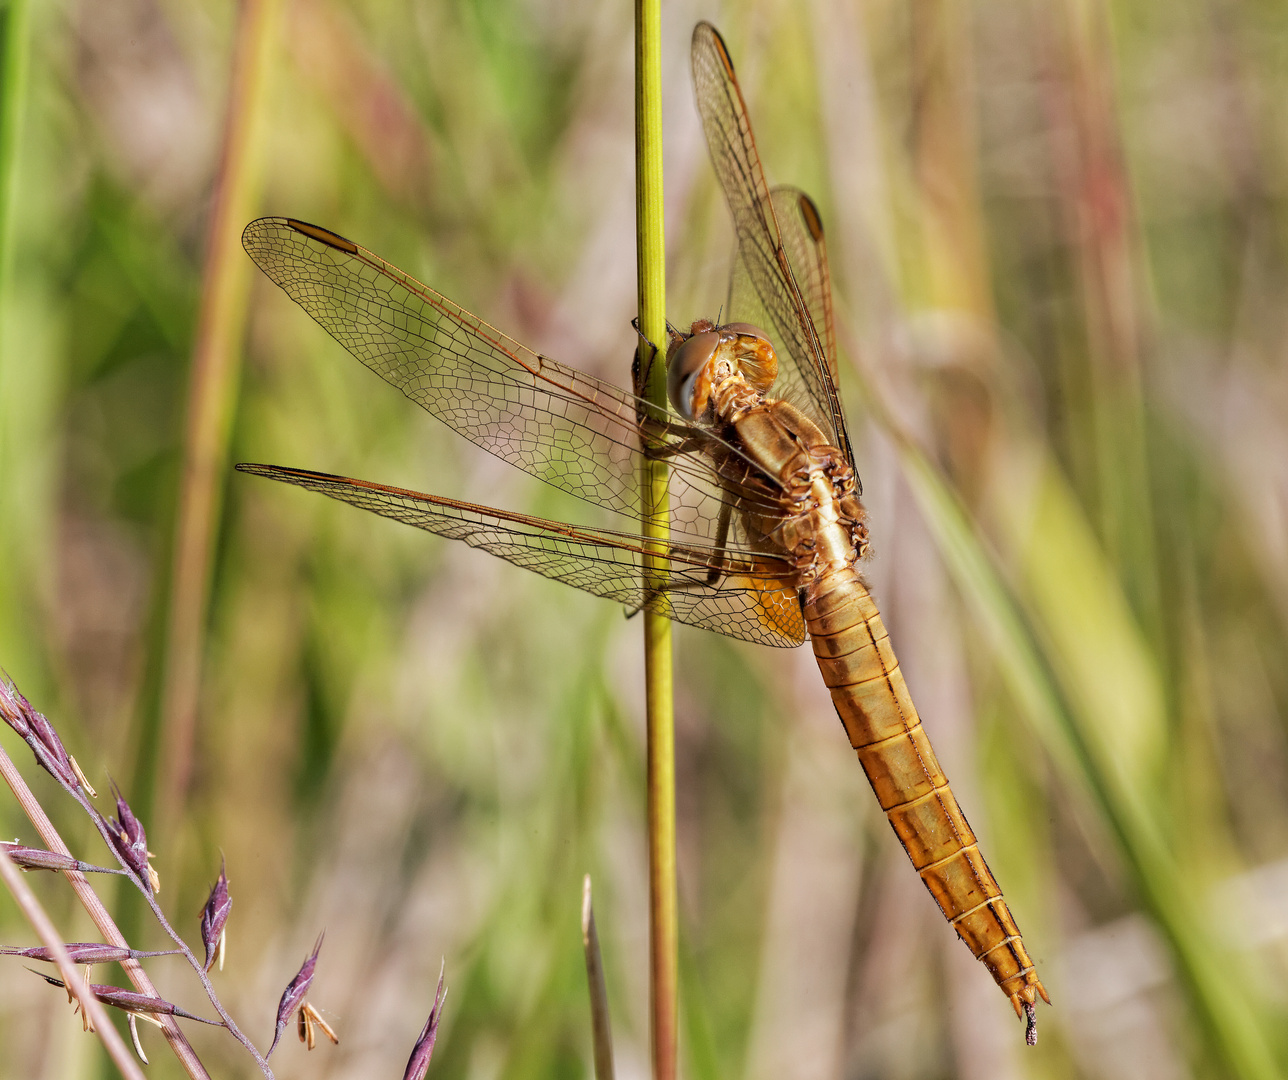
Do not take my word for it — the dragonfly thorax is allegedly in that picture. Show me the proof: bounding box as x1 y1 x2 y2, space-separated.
666 319 777 421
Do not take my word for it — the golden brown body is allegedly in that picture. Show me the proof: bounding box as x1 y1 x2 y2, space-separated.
708 356 1049 1016
805 571 1045 1012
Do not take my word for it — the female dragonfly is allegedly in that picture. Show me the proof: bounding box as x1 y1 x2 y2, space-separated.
238 22 1048 1038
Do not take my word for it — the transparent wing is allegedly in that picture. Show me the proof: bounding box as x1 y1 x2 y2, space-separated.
728 186 856 490
691 22 853 465
237 463 806 647
242 217 783 544
772 187 837 386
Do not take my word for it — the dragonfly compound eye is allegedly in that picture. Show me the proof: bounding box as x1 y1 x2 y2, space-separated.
667 330 720 420
721 322 778 394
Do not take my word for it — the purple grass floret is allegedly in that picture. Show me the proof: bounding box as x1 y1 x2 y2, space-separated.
1 674 279 1073
27 711 77 786
1 678 78 788
31 970 222 1024
268 931 324 1057
104 781 153 891
402 961 448 1080
2 943 180 964
0 676 32 737
0 841 122 875
200 857 232 972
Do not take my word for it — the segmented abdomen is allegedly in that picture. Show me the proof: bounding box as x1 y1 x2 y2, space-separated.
803 568 1048 1014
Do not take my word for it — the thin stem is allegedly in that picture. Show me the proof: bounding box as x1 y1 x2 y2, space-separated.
0 845 146 1080
0 745 215 1080
633 4 676 1080
6 714 277 1073
581 875 616 1080
77 795 273 1074
16 740 276 1076
0 0 32 677
157 0 281 823
129 863 271 1071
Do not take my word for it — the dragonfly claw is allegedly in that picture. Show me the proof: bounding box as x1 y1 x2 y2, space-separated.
629 316 662 355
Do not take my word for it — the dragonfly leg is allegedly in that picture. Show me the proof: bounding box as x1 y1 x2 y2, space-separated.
626 501 739 620
630 316 663 355
631 319 663 394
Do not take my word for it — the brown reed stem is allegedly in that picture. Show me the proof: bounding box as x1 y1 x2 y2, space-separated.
157 0 281 821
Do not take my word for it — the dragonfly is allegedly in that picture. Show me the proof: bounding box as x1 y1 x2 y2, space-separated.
238 21 1049 1038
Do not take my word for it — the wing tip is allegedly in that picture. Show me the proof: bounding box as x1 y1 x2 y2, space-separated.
240 217 361 259
693 21 736 79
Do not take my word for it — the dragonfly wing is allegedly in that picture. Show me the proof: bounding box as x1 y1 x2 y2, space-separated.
237 463 806 648
242 217 782 544
771 187 838 388
728 186 856 491
728 190 835 405
691 23 854 466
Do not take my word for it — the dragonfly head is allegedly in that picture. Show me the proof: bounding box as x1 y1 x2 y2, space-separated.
666 320 778 420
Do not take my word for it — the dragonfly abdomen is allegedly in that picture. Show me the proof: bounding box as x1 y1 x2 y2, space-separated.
803 568 1049 1016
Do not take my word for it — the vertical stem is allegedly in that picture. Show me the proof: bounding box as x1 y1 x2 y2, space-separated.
156 0 280 823
0 0 36 680
582 875 617 1080
643 607 676 1080
634 4 675 1080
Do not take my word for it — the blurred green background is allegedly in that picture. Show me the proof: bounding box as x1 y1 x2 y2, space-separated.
2 0 1287 1077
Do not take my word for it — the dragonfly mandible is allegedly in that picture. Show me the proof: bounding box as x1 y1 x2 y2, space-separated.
237 21 1049 1037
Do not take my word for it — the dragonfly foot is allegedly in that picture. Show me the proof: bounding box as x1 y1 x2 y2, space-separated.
629 316 662 355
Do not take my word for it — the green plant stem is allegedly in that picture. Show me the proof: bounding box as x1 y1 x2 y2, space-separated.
0 0 36 685
634 3 675 1079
